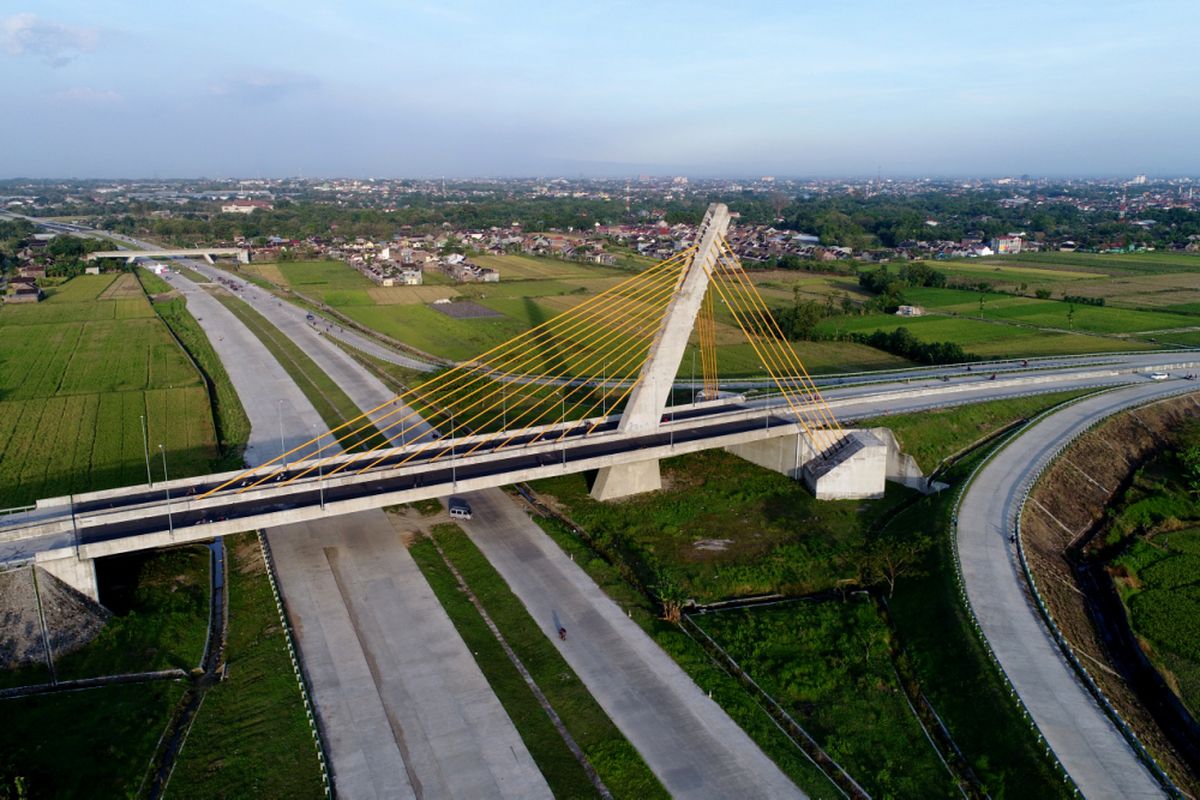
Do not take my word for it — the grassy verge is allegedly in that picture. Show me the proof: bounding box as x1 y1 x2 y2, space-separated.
210 290 387 449
176 266 209 283
694 597 959 798
143 285 251 471
409 523 668 799
55 545 210 681
167 534 325 799
0 681 186 799
525 391 1097 798
884 454 1073 797
529 450 913 604
529 512 845 798
859 388 1095 471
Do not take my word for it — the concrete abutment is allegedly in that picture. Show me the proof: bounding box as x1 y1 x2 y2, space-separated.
34 549 100 604
589 459 662 501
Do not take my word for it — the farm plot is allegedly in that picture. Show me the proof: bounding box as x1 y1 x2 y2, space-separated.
0 276 218 507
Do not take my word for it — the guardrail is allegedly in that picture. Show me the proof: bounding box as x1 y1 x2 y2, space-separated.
949 383 1195 798
1009 388 1193 797
257 532 334 799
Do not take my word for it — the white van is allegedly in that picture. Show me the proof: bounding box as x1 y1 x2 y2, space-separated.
448 497 472 520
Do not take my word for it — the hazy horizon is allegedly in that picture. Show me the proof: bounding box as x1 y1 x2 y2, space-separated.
4 1 1199 179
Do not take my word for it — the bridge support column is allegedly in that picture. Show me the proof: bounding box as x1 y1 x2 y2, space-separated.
727 429 897 500
35 549 100 604
725 431 821 480
203 254 215 265
590 459 661 501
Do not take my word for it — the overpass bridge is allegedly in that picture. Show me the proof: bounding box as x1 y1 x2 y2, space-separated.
87 247 250 264
4 203 898 599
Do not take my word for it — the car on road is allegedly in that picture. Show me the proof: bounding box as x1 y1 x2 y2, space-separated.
1149 371 1169 381
448 497 472 520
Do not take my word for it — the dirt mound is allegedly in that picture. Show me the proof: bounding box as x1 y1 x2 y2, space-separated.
38 569 109 657
0 567 46 669
1023 391 1200 790
0 566 109 671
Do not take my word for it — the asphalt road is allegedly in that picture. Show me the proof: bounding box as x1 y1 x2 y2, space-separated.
956 381 1192 799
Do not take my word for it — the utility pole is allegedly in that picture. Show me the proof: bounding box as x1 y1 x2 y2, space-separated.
140 414 152 487
277 400 287 467
158 444 173 534
315 427 325 510
691 349 696 405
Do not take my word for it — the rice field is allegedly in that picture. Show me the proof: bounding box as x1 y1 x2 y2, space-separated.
0 274 219 507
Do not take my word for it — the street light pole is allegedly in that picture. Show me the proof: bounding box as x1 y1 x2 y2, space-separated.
561 392 566 466
314 426 325 510
450 406 457 487
140 414 152 487
602 360 608 417
277 400 287 467
691 349 696 405
158 444 173 534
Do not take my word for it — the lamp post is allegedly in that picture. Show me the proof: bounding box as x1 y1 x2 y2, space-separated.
314 426 325 510
560 392 566 466
691 349 696 405
602 360 608 417
450 406 457 487
277 400 287 467
158 444 173 534
140 414 152 487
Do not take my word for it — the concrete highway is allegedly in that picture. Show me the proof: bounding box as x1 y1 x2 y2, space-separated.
163 252 550 799
956 381 1194 799
8 211 1197 796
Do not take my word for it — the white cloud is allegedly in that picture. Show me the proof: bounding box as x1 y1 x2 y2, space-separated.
210 69 318 103
53 86 123 105
1 12 98 67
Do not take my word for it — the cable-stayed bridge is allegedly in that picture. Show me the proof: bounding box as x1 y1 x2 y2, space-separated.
2 204 900 600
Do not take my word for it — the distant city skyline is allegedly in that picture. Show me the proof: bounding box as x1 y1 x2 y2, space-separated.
3 0 1199 179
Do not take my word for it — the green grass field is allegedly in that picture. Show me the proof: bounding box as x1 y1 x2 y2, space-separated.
409 523 666 799
0 682 186 798
59 544 211 679
167 534 326 799
696 599 958 798
1107 451 1200 719
0 274 220 507
816 309 1153 358
1116 530 1200 717
530 391 1094 798
860 389 1096 471
531 449 911 603
531 511 846 798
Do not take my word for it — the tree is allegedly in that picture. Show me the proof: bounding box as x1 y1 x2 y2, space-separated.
861 534 930 597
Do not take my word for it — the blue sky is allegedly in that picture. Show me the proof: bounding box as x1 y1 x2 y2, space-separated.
2 0 1198 178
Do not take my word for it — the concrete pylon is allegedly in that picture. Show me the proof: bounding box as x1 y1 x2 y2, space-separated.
591 203 731 501
619 203 730 434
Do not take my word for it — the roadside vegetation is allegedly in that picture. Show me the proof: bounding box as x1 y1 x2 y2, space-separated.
694 598 959 798
527 391 1096 798
137 270 251 470
0 273 221 507
406 523 667 799
1107 422 1200 717
167 533 325 799
0 682 187 798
